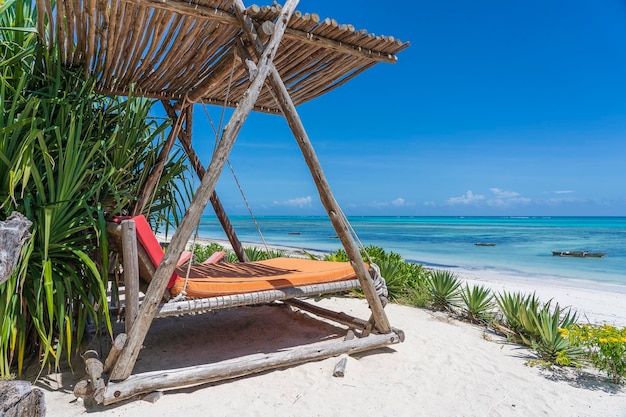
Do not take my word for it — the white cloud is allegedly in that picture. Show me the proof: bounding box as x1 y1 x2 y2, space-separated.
392 197 407 207
447 190 485 205
554 190 575 195
490 188 520 198
487 197 531 207
369 197 414 209
273 196 312 208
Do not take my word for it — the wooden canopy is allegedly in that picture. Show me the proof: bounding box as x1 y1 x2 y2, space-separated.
38 0 408 113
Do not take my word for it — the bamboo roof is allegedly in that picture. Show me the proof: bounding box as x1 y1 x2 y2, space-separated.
36 0 408 113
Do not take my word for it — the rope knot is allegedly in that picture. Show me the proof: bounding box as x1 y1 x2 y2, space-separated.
368 263 388 306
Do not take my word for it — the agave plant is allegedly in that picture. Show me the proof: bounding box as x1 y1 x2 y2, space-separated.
531 303 581 366
425 270 462 312
461 284 495 324
495 291 541 343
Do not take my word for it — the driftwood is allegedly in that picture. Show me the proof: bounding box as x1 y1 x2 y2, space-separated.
0 380 46 417
0 212 32 285
333 330 355 377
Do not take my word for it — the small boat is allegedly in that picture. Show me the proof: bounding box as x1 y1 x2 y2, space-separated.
552 251 607 258
474 242 496 246
287 232 301 235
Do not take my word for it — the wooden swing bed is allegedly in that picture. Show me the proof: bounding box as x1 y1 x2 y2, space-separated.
37 0 409 405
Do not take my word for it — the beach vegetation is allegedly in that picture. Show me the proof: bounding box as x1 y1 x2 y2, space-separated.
563 324 626 384
529 303 581 366
495 291 580 366
321 248 350 262
243 246 286 261
495 291 541 343
460 284 495 324
0 1 188 377
424 270 462 312
190 242 226 263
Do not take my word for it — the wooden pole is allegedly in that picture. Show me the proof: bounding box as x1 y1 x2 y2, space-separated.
232 1 392 334
161 100 249 262
108 0 299 382
121 220 139 333
132 110 186 216
102 331 401 405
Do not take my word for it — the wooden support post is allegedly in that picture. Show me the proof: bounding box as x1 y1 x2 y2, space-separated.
102 331 401 405
108 0 299 382
132 111 186 216
161 100 248 262
233 0 392 334
121 220 139 333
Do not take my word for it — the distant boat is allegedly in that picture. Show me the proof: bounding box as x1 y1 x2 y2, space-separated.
552 251 607 258
328 235 339 239
475 242 496 246
287 232 301 235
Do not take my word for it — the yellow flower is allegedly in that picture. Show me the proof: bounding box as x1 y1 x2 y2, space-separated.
599 338 608 344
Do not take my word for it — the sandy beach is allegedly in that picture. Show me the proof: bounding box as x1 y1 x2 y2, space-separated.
38 238 626 417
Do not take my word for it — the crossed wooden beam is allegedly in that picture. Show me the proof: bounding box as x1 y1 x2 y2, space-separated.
88 0 396 404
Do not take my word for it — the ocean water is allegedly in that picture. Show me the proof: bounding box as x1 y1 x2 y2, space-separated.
192 216 626 287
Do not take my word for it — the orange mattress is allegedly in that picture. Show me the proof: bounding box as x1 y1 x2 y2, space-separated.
170 257 358 298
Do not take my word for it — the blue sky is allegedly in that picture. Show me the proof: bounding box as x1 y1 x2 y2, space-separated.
176 1 626 216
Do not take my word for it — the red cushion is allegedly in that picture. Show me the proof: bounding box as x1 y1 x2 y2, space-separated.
113 215 180 288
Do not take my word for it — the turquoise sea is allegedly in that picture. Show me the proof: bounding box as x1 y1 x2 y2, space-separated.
192 216 626 287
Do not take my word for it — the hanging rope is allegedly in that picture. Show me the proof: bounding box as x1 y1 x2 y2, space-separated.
199 52 271 255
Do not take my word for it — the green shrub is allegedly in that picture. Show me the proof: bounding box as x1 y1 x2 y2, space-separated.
360 245 404 264
461 284 495 324
322 248 350 262
425 270 462 312
190 242 225 263
563 324 626 384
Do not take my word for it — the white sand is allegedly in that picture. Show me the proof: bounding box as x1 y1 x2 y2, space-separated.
38 238 626 416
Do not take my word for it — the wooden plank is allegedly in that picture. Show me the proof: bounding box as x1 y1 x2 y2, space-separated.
121 221 140 333
233 0 392 334
102 331 402 405
108 0 300 382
